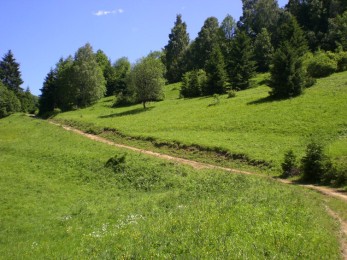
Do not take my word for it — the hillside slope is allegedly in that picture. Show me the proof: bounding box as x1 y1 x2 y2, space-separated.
55 72 347 170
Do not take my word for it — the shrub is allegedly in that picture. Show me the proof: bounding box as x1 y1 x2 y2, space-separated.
105 154 127 173
180 69 207 98
113 92 135 107
281 150 300 178
300 142 334 183
227 90 237 98
336 51 347 72
306 51 338 78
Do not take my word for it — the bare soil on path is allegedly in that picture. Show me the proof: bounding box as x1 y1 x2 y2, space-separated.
50 120 347 258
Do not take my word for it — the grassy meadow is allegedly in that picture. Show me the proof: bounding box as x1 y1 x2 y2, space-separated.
0 114 344 258
55 72 347 172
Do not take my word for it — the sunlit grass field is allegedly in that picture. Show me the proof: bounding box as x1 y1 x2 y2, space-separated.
55 72 347 171
0 114 342 258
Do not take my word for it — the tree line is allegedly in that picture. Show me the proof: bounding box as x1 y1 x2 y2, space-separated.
0 50 37 118
2 0 347 118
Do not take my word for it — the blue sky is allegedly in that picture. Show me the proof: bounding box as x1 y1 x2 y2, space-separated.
0 0 287 96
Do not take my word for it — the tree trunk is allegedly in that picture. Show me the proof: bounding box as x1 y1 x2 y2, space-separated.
142 101 146 109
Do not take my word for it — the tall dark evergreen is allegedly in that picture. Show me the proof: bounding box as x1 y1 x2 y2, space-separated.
286 0 347 50
254 28 274 72
269 13 310 98
205 45 227 95
39 69 58 115
228 30 256 90
220 14 237 62
0 50 24 93
164 14 190 83
192 17 221 70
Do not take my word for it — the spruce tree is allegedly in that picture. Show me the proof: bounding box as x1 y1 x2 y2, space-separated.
0 50 24 93
228 30 256 90
164 14 190 83
269 14 309 98
205 45 227 95
39 69 58 115
254 28 274 72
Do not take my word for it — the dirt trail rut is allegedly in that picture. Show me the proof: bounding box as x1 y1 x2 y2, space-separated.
50 121 347 258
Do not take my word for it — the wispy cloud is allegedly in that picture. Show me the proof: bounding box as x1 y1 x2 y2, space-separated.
93 9 124 16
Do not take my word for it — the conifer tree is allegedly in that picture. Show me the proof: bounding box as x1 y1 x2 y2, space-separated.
205 45 227 95
228 30 256 90
39 69 58 115
254 28 274 72
269 13 310 98
164 14 190 83
0 50 23 93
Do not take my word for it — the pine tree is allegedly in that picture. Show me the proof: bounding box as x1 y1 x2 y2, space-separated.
228 30 256 90
0 50 24 93
164 14 190 83
269 14 310 98
205 45 227 95
72 43 106 107
254 28 274 72
39 69 58 115
192 17 221 70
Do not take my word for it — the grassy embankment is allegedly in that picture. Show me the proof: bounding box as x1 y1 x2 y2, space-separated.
54 72 347 175
0 114 344 258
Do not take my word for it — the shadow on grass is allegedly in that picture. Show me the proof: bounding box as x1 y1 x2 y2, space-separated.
99 107 154 118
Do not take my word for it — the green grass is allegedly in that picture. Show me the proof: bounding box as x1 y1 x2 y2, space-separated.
0 114 344 258
55 72 347 172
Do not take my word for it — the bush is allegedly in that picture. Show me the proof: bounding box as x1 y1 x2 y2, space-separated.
180 69 207 98
105 154 127 173
113 92 135 107
306 51 337 78
227 90 237 98
300 142 334 183
336 51 347 72
281 150 300 178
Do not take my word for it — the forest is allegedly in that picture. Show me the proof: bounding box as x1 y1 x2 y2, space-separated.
1 0 346 116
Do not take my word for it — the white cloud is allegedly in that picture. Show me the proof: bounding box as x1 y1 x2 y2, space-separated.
93 9 124 16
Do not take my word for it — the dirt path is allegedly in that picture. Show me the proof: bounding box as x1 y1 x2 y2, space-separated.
50 121 347 257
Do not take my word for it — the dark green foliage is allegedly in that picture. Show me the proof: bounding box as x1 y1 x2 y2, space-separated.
219 14 237 60
18 88 38 113
105 154 127 173
113 92 135 108
164 14 190 83
204 45 227 95
95 49 116 97
269 14 310 98
112 57 131 95
128 55 165 109
286 0 347 50
190 17 221 70
180 70 207 98
269 42 307 98
0 82 21 118
306 50 338 78
239 0 280 36
326 11 347 51
336 50 347 71
73 43 106 107
281 150 299 178
228 30 256 90
301 142 334 183
39 69 58 115
227 89 237 98
254 28 274 72
0 50 23 93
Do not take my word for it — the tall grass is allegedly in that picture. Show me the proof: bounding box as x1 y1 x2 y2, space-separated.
0 114 342 258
